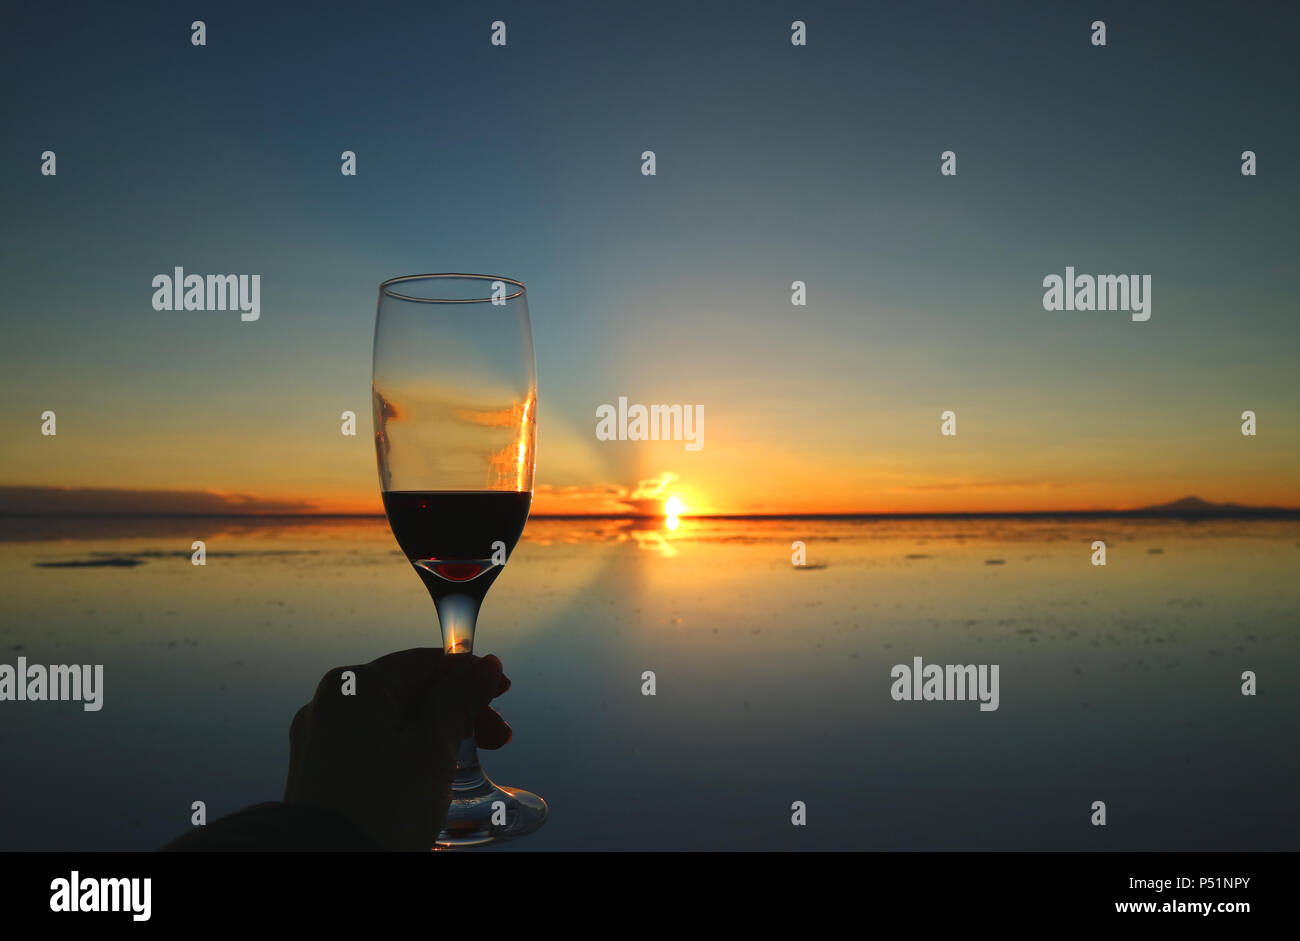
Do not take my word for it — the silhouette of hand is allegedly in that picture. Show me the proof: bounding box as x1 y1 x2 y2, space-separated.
284 648 511 851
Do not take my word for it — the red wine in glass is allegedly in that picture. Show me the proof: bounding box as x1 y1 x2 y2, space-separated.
382 490 532 608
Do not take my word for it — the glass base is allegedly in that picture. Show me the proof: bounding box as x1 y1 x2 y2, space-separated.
436 779 548 848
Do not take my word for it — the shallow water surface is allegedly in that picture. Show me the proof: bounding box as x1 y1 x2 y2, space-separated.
0 515 1296 850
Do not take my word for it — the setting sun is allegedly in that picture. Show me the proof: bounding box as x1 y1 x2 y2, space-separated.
664 495 685 517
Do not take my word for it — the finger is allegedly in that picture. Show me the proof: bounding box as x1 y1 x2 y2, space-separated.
418 655 503 747
311 664 398 727
367 647 446 714
473 705 512 750
472 655 506 704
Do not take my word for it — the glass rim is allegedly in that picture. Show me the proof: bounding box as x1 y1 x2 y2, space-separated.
379 273 526 304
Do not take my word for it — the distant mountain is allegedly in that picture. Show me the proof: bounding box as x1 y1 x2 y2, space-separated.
0 486 314 515
1137 496 1294 515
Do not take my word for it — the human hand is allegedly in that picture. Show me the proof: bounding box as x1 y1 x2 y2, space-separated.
283 648 511 851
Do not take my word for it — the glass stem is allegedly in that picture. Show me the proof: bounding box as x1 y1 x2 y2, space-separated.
433 592 490 793
453 735 487 791
434 592 479 656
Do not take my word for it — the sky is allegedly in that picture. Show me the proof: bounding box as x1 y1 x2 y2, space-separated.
0 0 1297 515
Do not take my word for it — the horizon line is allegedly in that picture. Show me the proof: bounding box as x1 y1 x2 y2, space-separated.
3 509 1298 521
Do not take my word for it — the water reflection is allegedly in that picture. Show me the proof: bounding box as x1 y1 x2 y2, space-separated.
0 515 1297 850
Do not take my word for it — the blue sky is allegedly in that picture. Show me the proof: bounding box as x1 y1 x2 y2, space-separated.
1 0 1296 512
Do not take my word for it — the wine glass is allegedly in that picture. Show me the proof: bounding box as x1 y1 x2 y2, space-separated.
372 273 545 847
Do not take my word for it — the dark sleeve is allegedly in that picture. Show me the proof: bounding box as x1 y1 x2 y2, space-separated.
160 802 384 852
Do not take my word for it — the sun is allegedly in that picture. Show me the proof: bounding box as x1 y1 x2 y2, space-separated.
664 495 685 518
